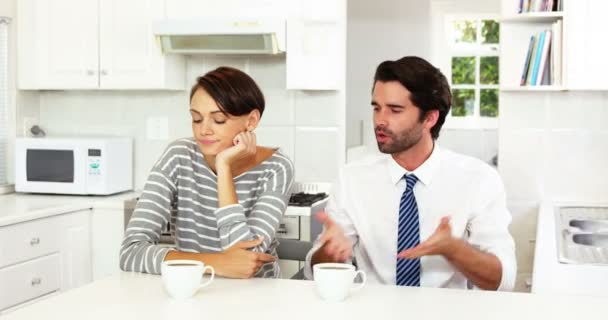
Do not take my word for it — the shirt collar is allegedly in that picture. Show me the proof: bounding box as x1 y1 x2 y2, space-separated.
387 143 441 186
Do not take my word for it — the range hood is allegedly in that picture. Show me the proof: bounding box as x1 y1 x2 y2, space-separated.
152 19 285 55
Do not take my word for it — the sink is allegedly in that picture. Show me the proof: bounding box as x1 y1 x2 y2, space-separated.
569 219 608 233
572 233 608 247
556 206 608 265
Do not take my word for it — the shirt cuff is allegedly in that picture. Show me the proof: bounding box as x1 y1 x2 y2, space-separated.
154 246 176 275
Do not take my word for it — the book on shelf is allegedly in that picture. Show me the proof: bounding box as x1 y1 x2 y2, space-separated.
536 30 552 85
518 0 562 13
530 31 545 85
520 35 536 85
519 19 562 86
551 19 562 85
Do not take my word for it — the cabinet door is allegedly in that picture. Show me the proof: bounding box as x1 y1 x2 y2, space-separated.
58 210 92 291
91 209 125 281
285 19 343 90
17 0 99 89
565 0 608 90
99 0 184 89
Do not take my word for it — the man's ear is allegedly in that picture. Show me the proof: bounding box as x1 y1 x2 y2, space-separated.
246 109 261 132
424 110 439 129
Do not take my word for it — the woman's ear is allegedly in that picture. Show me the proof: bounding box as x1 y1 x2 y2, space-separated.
246 109 261 132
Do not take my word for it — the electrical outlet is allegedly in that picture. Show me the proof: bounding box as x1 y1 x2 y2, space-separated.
23 117 38 137
146 117 169 141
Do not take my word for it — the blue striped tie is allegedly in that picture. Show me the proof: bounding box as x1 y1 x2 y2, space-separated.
396 174 421 286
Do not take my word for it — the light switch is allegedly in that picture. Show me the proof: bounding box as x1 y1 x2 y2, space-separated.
146 117 169 141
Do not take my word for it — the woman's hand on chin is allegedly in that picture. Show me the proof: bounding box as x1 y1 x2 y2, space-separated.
216 131 257 169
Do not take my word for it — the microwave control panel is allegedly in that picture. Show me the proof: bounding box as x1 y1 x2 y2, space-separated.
87 149 102 176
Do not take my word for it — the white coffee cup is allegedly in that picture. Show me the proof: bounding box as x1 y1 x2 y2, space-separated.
313 263 366 302
161 260 215 300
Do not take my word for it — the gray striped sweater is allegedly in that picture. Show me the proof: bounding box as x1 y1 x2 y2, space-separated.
119 138 294 278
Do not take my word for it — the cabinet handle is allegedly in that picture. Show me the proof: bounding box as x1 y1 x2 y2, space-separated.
100 69 108 76
31 277 42 286
86 70 95 76
30 237 40 246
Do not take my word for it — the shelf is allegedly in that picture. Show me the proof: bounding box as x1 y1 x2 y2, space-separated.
500 85 567 92
501 12 564 22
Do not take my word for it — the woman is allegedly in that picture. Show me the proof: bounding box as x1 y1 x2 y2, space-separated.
120 67 294 278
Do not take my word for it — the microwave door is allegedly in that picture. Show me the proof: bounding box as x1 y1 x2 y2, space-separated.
22 148 87 194
26 149 74 183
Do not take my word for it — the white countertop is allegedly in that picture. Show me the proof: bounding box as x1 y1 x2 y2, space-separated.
3 272 606 320
0 191 138 227
532 201 608 296
0 190 314 227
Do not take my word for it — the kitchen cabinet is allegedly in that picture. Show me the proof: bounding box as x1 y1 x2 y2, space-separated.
91 208 124 281
0 209 92 312
563 0 608 90
286 19 342 90
57 209 92 290
17 0 185 90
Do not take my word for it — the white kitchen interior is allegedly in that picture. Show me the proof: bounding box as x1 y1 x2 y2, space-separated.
1 0 607 318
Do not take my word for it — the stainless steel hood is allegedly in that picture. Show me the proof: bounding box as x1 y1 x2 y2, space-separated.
152 19 285 55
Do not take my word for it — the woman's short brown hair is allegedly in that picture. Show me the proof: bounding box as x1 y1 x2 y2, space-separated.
190 66 265 117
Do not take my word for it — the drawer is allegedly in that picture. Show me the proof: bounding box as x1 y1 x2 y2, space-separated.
0 217 61 268
0 253 61 311
277 216 300 240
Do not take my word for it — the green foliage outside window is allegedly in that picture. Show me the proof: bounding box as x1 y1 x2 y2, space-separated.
452 57 476 84
452 89 475 117
480 89 499 117
480 56 499 84
453 20 477 43
482 20 500 44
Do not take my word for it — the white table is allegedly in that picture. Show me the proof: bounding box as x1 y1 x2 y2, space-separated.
3 272 606 320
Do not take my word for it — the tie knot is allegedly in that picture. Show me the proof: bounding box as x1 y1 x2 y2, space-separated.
404 174 418 192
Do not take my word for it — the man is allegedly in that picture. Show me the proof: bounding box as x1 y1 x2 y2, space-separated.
304 56 516 290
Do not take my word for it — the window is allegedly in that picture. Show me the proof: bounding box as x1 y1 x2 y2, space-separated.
445 16 499 128
0 17 10 187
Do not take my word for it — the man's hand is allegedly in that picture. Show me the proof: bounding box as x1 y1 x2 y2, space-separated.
214 237 275 278
312 211 353 263
216 131 257 169
398 216 455 259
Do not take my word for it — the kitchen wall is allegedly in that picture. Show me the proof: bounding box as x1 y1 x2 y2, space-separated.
346 0 431 148
500 91 608 203
2 0 40 186
36 56 343 189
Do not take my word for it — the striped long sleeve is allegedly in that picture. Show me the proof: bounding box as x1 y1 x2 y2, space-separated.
119 138 294 277
215 156 294 252
119 147 178 274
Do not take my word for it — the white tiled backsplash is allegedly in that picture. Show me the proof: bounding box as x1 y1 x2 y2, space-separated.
36 56 343 188
499 91 608 203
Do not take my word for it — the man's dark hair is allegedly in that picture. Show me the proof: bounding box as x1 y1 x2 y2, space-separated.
373 56 451 139
190 66 265 117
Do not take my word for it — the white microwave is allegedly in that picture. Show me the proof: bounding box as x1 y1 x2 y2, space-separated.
15 137 133 195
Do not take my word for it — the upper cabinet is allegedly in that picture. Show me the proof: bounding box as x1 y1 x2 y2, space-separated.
563 0 608 90
17 0 185 90
164 0 345 91
286 0 345 90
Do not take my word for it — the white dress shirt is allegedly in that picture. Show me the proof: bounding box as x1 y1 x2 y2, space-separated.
304 144 516 291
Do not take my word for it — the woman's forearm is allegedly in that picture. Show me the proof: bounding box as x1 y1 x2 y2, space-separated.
216 163 238 207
